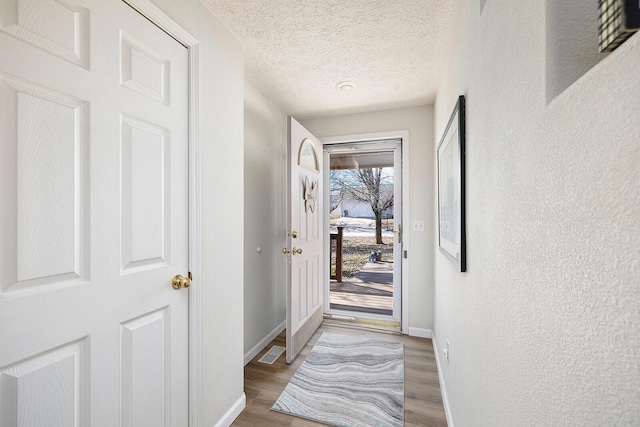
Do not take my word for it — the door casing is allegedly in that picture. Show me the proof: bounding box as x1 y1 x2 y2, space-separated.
322 130 411 334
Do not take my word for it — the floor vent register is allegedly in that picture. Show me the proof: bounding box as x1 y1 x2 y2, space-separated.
258 346 286 364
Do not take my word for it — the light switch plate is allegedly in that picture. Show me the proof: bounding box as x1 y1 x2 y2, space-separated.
413 220 425 232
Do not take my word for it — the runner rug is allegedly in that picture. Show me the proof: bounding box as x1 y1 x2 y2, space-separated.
271 332 404 427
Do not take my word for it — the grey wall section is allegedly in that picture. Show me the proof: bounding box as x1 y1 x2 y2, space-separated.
244 83 287 360
302 106 435 332
147 1 245 425
434 1 640 425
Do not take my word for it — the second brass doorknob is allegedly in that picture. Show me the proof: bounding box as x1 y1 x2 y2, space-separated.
292 247 303 255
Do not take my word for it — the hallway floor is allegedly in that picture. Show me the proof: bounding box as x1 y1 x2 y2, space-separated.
232 324 448 426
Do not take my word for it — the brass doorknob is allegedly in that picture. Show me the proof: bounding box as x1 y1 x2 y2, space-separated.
282 248 290 254
172 274 191 290
292 247 303 255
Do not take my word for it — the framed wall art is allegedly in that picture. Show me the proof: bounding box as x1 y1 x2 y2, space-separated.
437 95 466 272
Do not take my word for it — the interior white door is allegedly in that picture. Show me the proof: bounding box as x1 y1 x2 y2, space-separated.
285 117 324 363
0 1 189 426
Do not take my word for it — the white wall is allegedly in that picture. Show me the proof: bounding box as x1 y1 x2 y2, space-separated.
433 1 640 425
244 82 287 361
302 106 435 332
147 1 245 425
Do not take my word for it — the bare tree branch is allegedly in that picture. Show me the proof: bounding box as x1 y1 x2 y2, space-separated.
331 167 393 244
329 170 346 213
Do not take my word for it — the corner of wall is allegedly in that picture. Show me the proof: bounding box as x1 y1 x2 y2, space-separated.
408 327 432 339
244 321 286 365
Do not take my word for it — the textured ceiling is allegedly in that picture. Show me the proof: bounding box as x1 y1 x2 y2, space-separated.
200 0 455 119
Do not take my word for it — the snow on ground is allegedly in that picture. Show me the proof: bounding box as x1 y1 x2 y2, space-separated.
329 217 394 237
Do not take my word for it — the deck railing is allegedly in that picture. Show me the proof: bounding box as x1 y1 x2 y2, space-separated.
330 226 344 283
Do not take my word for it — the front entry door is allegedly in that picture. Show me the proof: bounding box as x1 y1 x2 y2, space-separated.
324 140 403 324
0 1 189 425
285 117 324 363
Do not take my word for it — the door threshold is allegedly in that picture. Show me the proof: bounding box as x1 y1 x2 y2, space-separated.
323 314 401 335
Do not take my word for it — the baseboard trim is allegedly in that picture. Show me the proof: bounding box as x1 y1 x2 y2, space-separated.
432 332 454 427
213 393 246 427
244 321 286 366
408 327 433 339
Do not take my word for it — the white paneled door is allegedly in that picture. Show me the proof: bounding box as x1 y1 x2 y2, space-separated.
0 1 190 426
285 117 324 363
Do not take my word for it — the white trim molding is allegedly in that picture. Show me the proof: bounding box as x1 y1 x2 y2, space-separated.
244 321 286 365
213 393 247 427
408 327 433 339
123 0 199 46
432 332 455 427
320 130 411 334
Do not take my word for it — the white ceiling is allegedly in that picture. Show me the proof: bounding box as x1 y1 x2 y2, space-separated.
200 0 455 119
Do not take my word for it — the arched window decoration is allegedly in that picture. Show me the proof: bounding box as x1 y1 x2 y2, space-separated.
298 138 319 172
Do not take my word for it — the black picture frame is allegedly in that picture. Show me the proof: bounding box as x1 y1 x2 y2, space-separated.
437 95 466 272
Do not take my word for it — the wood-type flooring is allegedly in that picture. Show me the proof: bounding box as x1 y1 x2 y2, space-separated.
232 324 448 426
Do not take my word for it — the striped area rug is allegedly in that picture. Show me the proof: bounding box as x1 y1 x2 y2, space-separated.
271 332 404 427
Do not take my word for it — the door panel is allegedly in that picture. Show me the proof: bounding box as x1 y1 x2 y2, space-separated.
121 308 170 427
0 74 89 292
120 33 170 105
120 114 170 272
0 337 90 426
0 1 189 425
0 0 90 68
286 117 324 363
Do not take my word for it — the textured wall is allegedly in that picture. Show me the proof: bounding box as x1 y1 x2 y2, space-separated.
434 1 640 426
147 1 245 425
244 83 287 358
302 106 435 332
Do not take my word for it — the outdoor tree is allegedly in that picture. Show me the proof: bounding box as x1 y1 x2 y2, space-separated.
329 170 345 213
332 168 394 244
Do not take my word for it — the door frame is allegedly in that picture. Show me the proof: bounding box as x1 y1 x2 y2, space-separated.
321 130 410 334
122 1 201 425
323 140 402 323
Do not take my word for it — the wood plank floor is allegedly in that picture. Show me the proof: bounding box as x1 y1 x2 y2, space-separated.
232 324 448 426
